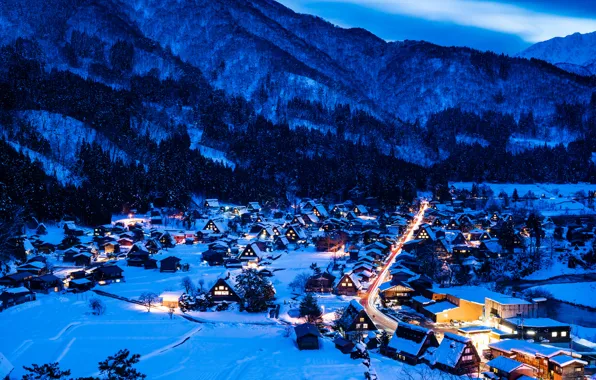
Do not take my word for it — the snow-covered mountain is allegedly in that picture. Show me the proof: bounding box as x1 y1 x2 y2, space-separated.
518 31 596 76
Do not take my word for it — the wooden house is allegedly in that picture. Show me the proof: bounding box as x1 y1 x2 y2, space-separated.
484 356 538 380
117 237 134 248
237 243 262 262
425 333 480 375
159 232 175 248
16 262 46 276
312 204 329 219
378 281 414 304
93 265 124 285
0 287 36 310
336 300 376 333
160 256 181 273
285 225 307 243
202 249 225 266
295 323 320 350
68 278 94 292
334 336 355 354
488 339 583 380
160 291 184 309
203 219 227 234
335 273 362 296
247 202 262 213
209 277 242 303
353 205 368 215
0 272 34 288
385 322 438 365
291 215 306 227
274 236 290 250
204 199 220 209
305 272 336 293
35 223 48 235
145 238 162 254
102 241 120 254
29 274 63 293
415 224 436 241
73 252 92 267
93 225 111 237
36 241 56 254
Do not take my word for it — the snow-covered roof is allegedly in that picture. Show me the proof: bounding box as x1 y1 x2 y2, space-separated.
70 278 92 285
424 300 458 314
432 286 531 306
488 339 570 358
349 299 364 312
412 295 435 305
486 355 524 373
427 333 469 368
549 355 587 367
2 286 31 294
17 261 45 269
504 317 568 328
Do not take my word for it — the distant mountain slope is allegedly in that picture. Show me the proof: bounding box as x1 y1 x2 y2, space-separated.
519 31 596 75
1 0 594 126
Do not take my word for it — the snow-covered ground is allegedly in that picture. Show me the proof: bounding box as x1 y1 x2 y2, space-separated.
529 282 596 309
449 182 596 216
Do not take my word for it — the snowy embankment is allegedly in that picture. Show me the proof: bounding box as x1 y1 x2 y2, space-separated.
529 282 596 309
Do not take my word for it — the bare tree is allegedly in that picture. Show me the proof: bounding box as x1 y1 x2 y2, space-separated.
288 272 310 294
139 292 158 312
181 276 195 294
89 298 106 315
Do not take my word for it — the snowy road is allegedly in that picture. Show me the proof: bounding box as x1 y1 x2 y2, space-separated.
361 202 428 331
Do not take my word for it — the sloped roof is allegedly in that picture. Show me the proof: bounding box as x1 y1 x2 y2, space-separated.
486 356 525 373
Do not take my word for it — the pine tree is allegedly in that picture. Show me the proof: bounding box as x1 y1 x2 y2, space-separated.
98 349 145 380
235 269 275 312
299 293 322 323
22 363 71 380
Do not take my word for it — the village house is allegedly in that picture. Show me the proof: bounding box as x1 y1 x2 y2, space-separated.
424 333 481 376
0 287 36 310
305 272 336 293
28 274 63 293
484 355 538 380
353 205 368 216
378 281 414 305
203 219 227 234
385 322 438 365
160 291 184 309
237 243 262 263
498 318 571 343
294 323 320 350
160 256 181 273
16 262 46 276
335 273 362 296
0 272 34 288
488 339 586 380
209 277 242 303
93 265 124 285
336 300 376 334
204 199 220 209
247 202 262 213
68 278 94 292
285 225 307 244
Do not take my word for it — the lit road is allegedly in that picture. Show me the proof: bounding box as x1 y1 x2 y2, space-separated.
360 201 428 332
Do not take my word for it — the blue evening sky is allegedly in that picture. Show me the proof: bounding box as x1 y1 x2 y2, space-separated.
278 0 596 54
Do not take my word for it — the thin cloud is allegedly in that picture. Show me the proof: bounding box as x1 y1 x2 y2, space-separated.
284 0 596 42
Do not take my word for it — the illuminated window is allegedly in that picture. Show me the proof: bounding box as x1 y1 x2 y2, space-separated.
359 317 365 322
575 368 582 372
527 330 535 335
552 332 558 337
362 323 368 329
561 331 567 337
462 355 474 362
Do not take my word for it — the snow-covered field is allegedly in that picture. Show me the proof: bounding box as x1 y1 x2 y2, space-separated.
449 182 596 216
530 282 596 309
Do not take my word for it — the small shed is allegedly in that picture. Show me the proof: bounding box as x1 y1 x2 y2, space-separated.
160 291 184 309
294 323 320 350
